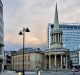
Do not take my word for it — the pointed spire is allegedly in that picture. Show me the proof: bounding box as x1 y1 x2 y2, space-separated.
54 2 59 30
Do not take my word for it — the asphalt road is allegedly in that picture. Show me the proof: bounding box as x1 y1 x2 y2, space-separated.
40 71 80 75
1 71 80 75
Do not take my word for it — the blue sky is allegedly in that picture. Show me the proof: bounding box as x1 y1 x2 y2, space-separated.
2 0 80 51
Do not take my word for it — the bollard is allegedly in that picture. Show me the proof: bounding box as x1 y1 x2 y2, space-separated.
18 72 21 75
37 70 40 75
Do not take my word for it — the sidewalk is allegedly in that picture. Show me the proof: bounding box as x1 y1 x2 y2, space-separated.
0 71 36 75
0 71 17 75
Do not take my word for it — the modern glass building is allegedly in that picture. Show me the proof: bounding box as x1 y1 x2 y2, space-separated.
48 23 80 51
69 50 79 67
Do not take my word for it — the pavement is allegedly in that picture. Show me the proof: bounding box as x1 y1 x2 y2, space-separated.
0 71 80 75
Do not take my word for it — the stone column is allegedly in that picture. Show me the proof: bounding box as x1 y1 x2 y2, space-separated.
50 34 52 44
52 34 53 43
56 33 58 43
61 55 63 69
55 54 57 68
44 55 47 69
58 33 59 43
53 34 54 43
49 55 51 69
60 34 61 43
55 34 57 42
66 55 68 69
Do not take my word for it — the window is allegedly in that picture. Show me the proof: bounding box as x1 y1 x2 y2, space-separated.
51 25 54 28
62 25 65 28
25 56 26 61
78 26 80 29
15 57 17 62
25 59 26 61
13 58 14 62
21 56 23 62
28 55 30 61
15 64 17 68
59 25 62 28
18 64 20 67
74 26 77 29
26 64 27 68
22 64 23 67
28 64 30 68
18 56 20 62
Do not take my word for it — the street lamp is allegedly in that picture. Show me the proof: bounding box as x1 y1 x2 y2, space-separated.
19 27 30 75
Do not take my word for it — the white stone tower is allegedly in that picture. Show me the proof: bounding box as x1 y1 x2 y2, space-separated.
50 3 62 49
44 3 69 70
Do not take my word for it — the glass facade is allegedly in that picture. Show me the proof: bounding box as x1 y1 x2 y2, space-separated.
70 50 79 66
48 23 80 51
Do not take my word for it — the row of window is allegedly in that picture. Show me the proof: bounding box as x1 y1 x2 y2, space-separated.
70 56 79 58
50 24 80 29
13 64 30 69
60 26 80 30
12 55 30 62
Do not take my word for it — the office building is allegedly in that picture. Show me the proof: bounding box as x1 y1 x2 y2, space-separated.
48 23 80 51
0 0 4 71
70 50 79 68
4 51 11 70
79 50 80 66
70 49 80 68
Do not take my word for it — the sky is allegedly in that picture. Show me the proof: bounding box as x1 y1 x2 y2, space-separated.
2 0 80 51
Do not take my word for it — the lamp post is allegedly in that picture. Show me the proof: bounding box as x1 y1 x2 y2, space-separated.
19 27 30 75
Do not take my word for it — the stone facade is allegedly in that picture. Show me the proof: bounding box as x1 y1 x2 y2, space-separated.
0 0 4 71
44 49 69 70
11 48 44 71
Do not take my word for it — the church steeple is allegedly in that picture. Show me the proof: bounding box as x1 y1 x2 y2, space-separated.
54 3 59 30
50 3 62 49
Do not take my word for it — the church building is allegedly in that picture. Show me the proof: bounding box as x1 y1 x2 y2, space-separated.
44 3 69 70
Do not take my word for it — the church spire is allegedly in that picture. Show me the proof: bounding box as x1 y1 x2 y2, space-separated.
54 3 59 30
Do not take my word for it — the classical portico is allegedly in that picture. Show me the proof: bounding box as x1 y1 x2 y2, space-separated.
44 3 69 70
44 49 69 69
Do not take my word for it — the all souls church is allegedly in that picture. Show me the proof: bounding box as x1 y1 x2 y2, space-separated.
44 3 69 70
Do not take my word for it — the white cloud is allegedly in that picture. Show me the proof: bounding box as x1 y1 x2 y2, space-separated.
3 0 80 50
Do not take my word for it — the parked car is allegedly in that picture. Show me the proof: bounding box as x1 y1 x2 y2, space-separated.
71 68 79 72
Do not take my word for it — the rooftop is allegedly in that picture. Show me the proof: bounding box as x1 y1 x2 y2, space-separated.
12 47 43 56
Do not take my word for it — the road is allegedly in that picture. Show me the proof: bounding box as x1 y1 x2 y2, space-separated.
0 71 80 75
